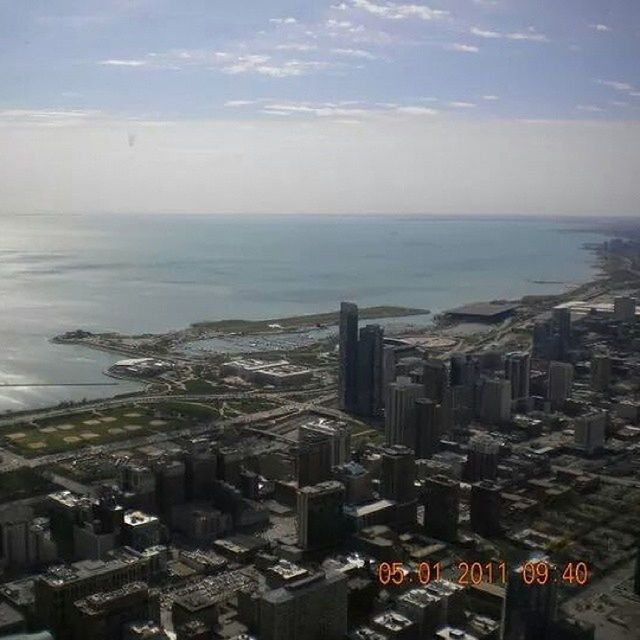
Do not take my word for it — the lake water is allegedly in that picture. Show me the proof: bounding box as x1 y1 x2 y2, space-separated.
0 214 602 412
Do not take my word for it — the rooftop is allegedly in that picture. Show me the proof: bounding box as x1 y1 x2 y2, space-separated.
446 301 518 320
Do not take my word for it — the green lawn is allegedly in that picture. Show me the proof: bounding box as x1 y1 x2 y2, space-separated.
0 403 208 457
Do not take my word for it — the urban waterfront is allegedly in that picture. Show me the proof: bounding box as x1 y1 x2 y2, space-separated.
0 214 601 412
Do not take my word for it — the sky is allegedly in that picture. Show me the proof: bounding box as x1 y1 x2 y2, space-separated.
0 0 639 216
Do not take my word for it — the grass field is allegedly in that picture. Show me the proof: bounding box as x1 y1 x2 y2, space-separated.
0 402 220 457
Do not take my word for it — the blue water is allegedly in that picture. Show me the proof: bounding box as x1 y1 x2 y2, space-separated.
0 214 601 412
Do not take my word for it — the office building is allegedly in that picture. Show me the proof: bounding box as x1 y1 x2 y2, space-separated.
296 430 333 488
548 362 573 410
333 462 373 505
614 295 636 321
154 460 186 523
120 464 157 513
470 481 501 537
370 610 418 638
450 353 479 387
423 359 448 404
552 307 572 354
414 398 440 458
380 445 416 504
590 353 612 392
35 548 161 640
465 434 499 481
574 412 606 454
382 345 397 402
356 324 384 416
385 379 424 446
183 441 217 501
258 570 348 640
479 378 511 424
423 475 459 542
396 587 445 638
532 320 562 361
505 352 531 401
72 582 158 640
125 621 170 640
299 417 351 467
502 557 558 640
297 481 345 550
172 592 219 634
339 302 359 412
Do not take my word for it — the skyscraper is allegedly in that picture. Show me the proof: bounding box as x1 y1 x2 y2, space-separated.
382 345 397 404
339 302 359 412
422 475 459 542
385 379 424 446
590 353 612 392
574 412 606 454
450 353 479 388
258 570 348 640
548 362 573 410
470 481 501 537
414 398 440 458
479 378 512 424
423 359 448 404
552 307 572 356
297 481 345 550
379 445 416 504
465 434 499 481
297 430 333 488
299 417 351 467
502 556 558 640
505 352 531 402
356 324 384 417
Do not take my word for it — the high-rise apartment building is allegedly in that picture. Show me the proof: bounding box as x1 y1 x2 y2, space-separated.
339 302 359 412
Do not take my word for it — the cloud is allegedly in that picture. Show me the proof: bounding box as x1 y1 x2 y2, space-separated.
506 29 548 42
98 49 333 78
224 100 258 107
449 101 476 108
446 43 480 53
597 79 633 92
482 95 499 101
100 59 147 67
395 106 438 115
351 0 448 21
222 55 271 75
471 26 548 42
471 27 501 39
258 101 439 119
590 24 611 32
262 102 368 117
275 43 318 52
331 48 377 59
269 17 298 25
